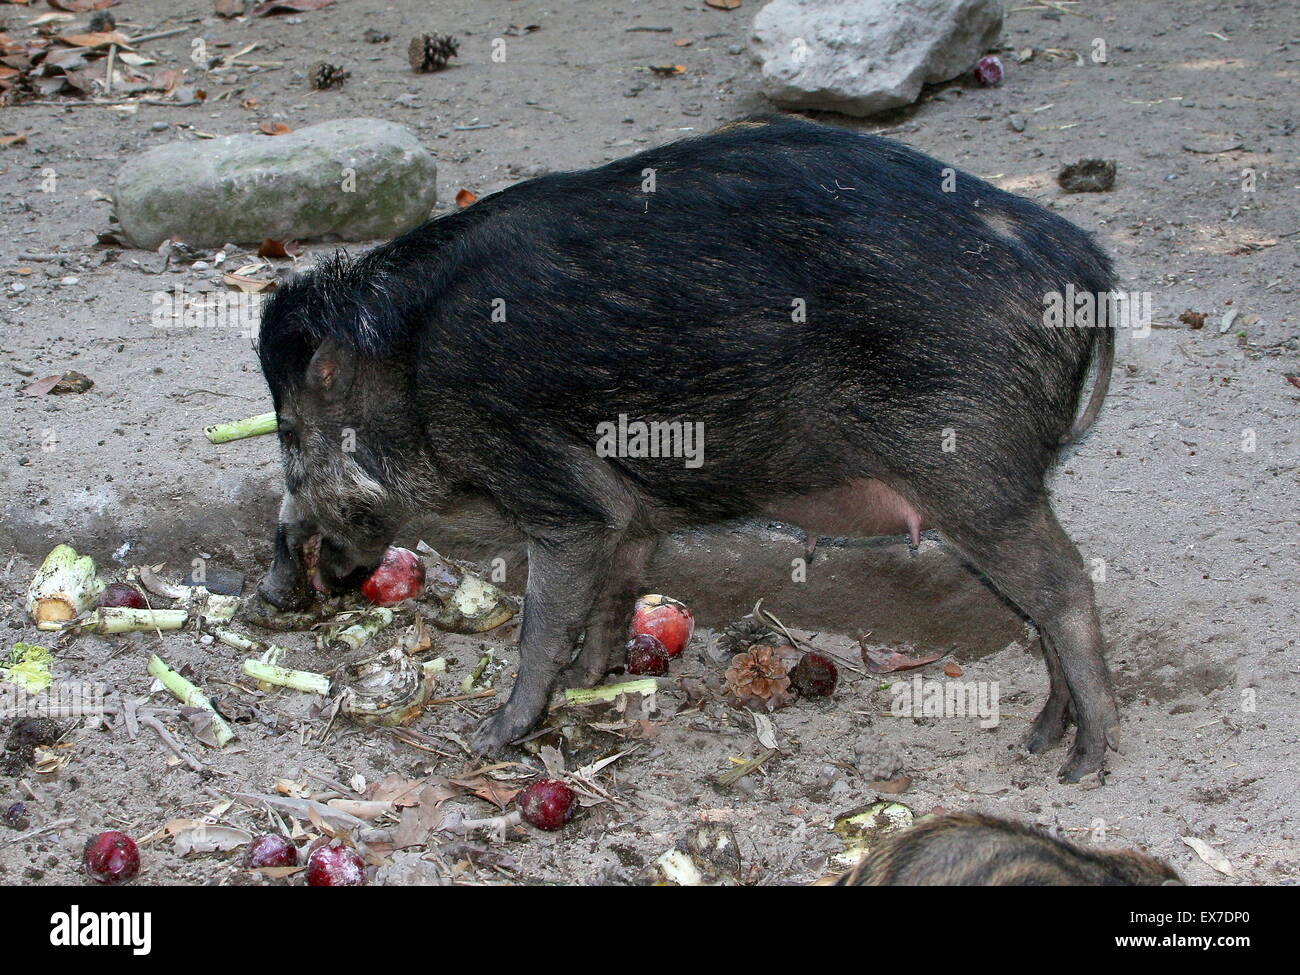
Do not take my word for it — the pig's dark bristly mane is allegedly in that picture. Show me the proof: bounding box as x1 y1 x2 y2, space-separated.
256 250 407 405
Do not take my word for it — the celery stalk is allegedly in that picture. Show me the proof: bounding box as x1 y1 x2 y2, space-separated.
242 659 331 695
204 412 277 445
563 679 658 705
147 653 235 747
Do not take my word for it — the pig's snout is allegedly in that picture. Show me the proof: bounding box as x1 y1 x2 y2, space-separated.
314 535 384 594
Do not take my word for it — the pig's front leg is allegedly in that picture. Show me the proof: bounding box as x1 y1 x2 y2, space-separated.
470 531 615 755
256 492 316 611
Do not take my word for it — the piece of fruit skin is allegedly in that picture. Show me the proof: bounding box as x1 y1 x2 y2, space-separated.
360 547 426 605
625 633 671 676
630 594 694 657
518 779 577 831
305 843 367 886
99 582 147 610
84 831 140 885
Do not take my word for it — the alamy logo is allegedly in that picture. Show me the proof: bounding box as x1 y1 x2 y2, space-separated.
595 414 705 469
49 907 151 955
891 677 1001 728
1042 284 1152 336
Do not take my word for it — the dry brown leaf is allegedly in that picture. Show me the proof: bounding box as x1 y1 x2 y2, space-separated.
943 662 963 678
214 0 246 17
257 238 302 258
649 64 686 76
258 120 291 136
48 0 121 11
705 0 741 9
57 30 132 50
0 130 29 147
223 271 276 294
22 374 63 396
860 645 944 674
454 188 477 208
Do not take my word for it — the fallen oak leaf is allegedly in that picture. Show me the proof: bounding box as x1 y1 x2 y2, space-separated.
454 188 477 207
258 120 291 136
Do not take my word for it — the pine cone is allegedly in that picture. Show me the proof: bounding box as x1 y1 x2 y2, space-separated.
724 645 795 712
408 33 459 73
309 62 350 91
716 616 780 656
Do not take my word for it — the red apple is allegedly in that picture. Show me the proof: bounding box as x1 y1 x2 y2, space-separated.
306 842 367 886
630 594 694 657
625 633 670 676
360 547 425 605
83 831 139 885
518 779 577 831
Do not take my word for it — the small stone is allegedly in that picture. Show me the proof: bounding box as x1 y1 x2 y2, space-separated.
1008 114 1026 132
60 276 79 286
151 121 170 132
10 283 26 293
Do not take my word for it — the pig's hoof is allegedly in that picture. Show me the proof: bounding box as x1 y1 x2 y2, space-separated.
554 660 604 692
1056 739 1106 787
1024 700 1072 754
469 712 531 757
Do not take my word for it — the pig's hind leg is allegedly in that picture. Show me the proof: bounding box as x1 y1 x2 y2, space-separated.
556 536 659 690
945 502 1120 785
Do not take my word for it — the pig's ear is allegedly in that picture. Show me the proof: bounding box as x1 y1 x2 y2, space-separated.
304 339 354 401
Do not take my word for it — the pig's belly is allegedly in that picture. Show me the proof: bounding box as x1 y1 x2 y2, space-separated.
762 478 924 546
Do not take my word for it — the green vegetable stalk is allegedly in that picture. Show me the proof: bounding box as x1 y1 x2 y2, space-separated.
147 653 235 747
322 607 394 653
563 679 658 705
242 659 332 695
27 544 105 629
80 608 189 634
204 412 277 445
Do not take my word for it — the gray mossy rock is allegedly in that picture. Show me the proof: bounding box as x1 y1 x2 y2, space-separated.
751 0 1004 117
114 118 438 249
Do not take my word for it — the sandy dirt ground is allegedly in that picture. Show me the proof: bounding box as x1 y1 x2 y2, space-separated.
0 0 1296 886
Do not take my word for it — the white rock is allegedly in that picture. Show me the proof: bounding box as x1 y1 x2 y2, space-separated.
751 0 1004 117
